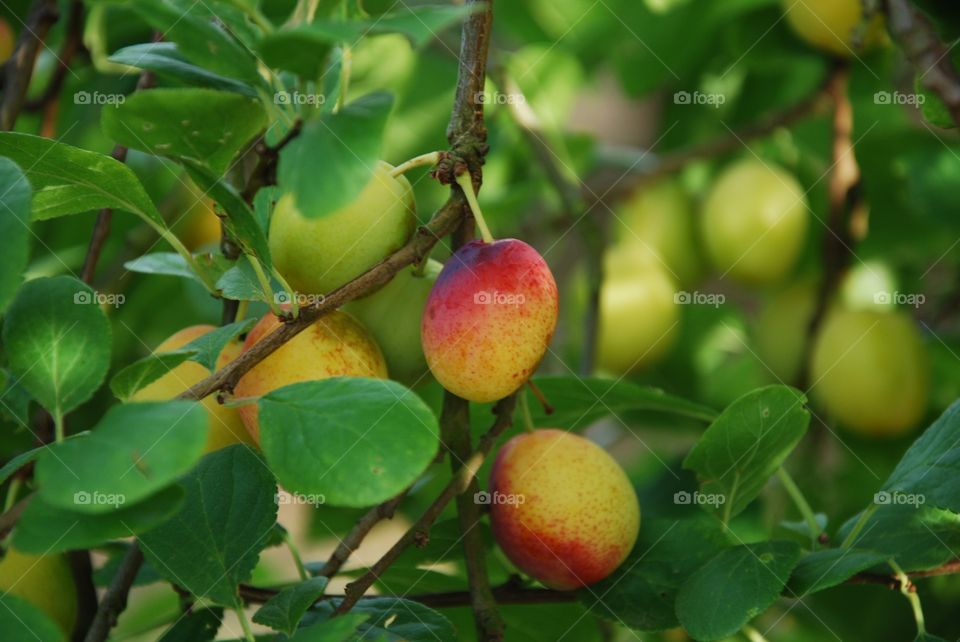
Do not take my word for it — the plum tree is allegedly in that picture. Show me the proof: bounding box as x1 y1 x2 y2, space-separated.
0 548 77 636
702 159 809 285
234 310 387 440
783 0 887 57
346 259 441 386
132 325 254 451
421 239 558 403
488 429 640 589
810 309 929 436
269 161 416 295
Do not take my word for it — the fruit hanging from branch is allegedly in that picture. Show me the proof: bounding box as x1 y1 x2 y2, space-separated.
782 0 887 57
0 548 77 637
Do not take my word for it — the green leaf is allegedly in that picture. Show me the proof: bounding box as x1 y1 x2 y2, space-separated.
308 597 458 642
258 28 335 79
258 378 439 507
12 486 184 553
139 445 278 606
289 613 370 642
158 607 224 642
787 548 888 596
110 43 256 96
252 576 328 635
216 257 271 302
102 89 267 176
0 594 65 642
2 276 111 418
35 401 207 513
110 351 195 401
676 541 802 641
124 251 231 288
879 400 960 513
580 516 732 632
131 0 260 82
0 158 32 314
182 318 257 371
277 92 393 219
836 504 960 572
683 386 810 519
0 133 164 226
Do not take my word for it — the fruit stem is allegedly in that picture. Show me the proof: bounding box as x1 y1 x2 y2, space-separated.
235 605 256 642
235 300 249 323
519 390 535 432
270 265 301 318
390 151 442 178
776 467 822 548
282 531 310 582
525 380 554 415
840 503 877 549
454 171 495 244
890 558 927 635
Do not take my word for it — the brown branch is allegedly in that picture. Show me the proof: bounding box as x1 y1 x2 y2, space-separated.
849 559 960 590
319 488 410 579
83 543 144 642
23 0 85 113
884 0 960 127
334 396 517 616
68 550 97 642
0 0 59 130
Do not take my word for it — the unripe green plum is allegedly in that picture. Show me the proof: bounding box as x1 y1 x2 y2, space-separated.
269 161 417 295
421 239 558 403
783 0 886 57
755 281 817 383
346 259 441 386
839 260 898 311
0 548 77 636
489 429 640 589
132 325 255 452
810 309 929 436
235 310 388 441
614 180 701 287
596 247 679 375
702 160 808 285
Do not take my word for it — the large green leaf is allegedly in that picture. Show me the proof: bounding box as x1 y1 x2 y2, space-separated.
35 401 207 513
110 351 195 401
109 43 257 96
836 504 960 572
0 594 65 642
277 92 393 219
158 607 223 642
102 89 267 176
253 576 329 635
258 378 439 507
2 276 111 418
787 548 889 596
0 158 32 314
683 386 810 519
139 445 277 606
288 614 370 642
675 540 802 641
0 133 164 225
307 598 458 642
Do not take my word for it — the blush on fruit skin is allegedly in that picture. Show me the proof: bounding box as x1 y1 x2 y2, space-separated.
234 310 387 442
488 429 640 590
421 239 558 403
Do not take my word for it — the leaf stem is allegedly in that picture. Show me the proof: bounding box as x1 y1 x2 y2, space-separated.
391 151 442 178
282 531 309 582
3 477 22 512
454 172 494 244
270 265 300 318
840 503 878 549
335 46 352 113
776 467 822 547
248 257 285 317
890 559 927 635
235 605 256 642
53 410 65 443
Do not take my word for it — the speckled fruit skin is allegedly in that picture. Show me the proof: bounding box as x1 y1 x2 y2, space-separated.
421 239 558 403
132 325 255 452
702 160 809 285
810 309 929 437
783 0 886 57
489 430 640 590
0 548 77 636
235 310 387 441
269 161 416 295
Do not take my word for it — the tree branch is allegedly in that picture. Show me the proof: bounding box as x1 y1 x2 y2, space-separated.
0 0 59 130
83 543 144 642
23 0 85 113
319 488 410 579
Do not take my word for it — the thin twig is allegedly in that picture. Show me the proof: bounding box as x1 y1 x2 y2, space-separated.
23 0 85 113
320 488 410 579
83 543 144 642
0 0 59 130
